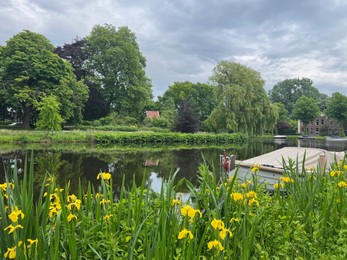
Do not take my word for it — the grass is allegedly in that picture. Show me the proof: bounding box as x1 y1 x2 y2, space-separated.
1 154 347 258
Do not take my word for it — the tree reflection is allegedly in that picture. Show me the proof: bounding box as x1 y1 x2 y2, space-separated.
2 139 347 195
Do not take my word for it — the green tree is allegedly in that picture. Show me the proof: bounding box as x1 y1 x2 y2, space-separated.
273 102 290 123
158 81 217 122
86 24 152 118
324 92 347 136
159 97 177 130
204 61 275 135
0 30 88 128
36 95 63 132
268 78 322 115
292 96 320 135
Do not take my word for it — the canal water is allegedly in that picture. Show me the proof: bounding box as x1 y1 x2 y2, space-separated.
1 138 346 193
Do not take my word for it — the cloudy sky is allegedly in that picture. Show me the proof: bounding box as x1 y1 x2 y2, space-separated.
1 0 347 98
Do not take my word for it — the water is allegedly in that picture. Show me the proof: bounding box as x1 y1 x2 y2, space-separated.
1 138 346 193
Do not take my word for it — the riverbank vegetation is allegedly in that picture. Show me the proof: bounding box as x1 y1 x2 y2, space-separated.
1 155 347 258
0 130 246 145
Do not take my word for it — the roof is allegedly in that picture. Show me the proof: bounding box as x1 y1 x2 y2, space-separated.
236 147 345 172
145 111 160 119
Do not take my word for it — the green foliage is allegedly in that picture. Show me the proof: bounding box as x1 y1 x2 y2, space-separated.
158 81 217 123
325 92 347 136
143 117 171 129
88 112 138 127
273 102 290 123
0 30 89 128
35 95 64 132
94 132 247 145
2 153 347 258
86 24 152 118
205 61 275 135
292 96 320 132
159 97 177 130
268 78 323 115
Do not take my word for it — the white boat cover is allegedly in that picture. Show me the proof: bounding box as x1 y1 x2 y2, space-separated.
236 147 345 171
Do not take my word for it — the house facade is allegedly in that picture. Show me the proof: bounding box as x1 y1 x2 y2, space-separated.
298 114 339 136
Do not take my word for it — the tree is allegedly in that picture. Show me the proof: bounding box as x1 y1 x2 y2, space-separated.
268 78 322 115
292 96 320 134
158 81 217 122
0 30 89 128
54 37 88 81
174 100 200 133
55 38 109 120
273 102 290 123
324 92 347 136
86 24 152 118
204 61 276 135
36 95 63 132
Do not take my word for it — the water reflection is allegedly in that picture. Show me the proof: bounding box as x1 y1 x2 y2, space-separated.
1 139 346 193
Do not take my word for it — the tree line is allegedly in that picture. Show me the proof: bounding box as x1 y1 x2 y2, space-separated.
0 24 346 135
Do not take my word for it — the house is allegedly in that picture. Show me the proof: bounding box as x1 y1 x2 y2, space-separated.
145 111 160 120
297 114 339 136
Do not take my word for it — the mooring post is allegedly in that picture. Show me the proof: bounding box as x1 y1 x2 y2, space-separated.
229 154 236 170
319 153 326 174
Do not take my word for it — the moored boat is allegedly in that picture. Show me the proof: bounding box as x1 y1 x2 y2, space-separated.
226 147 344 190
326 136 347 142
273 135 287 139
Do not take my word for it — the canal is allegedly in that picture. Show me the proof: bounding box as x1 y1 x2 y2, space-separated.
1 138 346 193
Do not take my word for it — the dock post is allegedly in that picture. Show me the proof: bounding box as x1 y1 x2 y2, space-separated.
319 154 326 174
229 155 236 170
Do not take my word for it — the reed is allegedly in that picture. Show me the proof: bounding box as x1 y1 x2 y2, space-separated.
1 153 347 258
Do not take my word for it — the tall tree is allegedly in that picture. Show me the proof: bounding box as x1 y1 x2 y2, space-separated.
86 24 152 118
324 92 347 136
204 61 275 135
292 96 320 134
158 81 217 122
268 78 321 115
0 30 88 128
174 100 200 133
54 37 88 81
55 39 109 120
0 46 9 121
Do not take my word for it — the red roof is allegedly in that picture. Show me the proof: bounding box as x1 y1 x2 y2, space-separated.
146 111 160 119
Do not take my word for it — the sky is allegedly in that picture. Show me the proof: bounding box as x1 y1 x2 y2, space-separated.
1 0 347 98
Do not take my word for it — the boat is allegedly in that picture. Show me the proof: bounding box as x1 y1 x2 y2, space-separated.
326 136 347 142
298 135 315 139
225 147 344 190
273 135 287 139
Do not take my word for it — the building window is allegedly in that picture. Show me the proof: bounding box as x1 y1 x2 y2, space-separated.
321 119 324 125
316 120 319 125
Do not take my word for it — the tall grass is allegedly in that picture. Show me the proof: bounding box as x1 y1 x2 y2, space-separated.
1 153 347 258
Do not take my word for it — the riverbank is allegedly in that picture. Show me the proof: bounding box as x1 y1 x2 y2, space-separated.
0 130 247 145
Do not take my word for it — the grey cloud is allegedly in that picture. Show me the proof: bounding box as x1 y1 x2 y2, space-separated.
1 0 347 97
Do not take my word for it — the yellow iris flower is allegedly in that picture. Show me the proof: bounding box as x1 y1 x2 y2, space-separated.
8 207 25 223
208 240 224 250
4 246 16 259
178 228 194 240
97 172 112 180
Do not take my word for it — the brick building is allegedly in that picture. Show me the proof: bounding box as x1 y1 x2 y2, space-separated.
298 114 339 136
